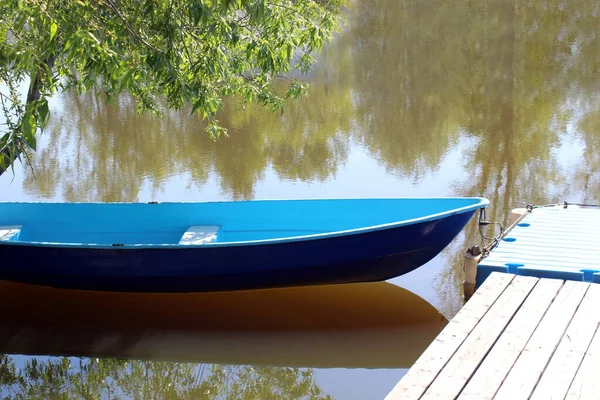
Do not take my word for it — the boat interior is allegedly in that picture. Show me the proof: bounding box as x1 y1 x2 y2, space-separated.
0 198 485 246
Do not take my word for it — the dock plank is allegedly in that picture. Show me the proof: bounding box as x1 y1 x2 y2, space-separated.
493 280 590 400
565 324 600 399
530 283 600 400
458 278 564 400
384 272 515 400
420 275 539 399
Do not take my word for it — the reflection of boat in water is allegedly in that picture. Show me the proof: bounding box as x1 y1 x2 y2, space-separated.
0 280 446 368
0 198 488 292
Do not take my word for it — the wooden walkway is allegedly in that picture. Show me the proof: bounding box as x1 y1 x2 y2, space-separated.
385 272 600 400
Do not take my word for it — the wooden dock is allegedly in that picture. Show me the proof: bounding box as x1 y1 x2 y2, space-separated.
385 271 600 400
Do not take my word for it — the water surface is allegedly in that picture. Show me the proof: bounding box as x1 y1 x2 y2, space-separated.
2 0 600 398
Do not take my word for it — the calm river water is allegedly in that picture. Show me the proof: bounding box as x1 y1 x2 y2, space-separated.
1 0 600 398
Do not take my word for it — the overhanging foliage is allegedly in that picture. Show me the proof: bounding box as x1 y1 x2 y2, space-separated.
0 0 345 175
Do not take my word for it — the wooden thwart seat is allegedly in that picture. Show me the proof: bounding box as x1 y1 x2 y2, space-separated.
179 225 220 245
0 225 22 241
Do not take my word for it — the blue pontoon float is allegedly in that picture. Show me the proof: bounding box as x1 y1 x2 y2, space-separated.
476 203 600 287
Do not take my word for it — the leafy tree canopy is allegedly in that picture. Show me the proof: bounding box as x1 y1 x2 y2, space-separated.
0 0 345 175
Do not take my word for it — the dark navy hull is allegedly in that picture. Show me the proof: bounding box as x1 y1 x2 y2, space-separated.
0 211 475 292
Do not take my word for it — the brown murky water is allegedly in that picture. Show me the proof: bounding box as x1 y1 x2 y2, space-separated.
2 0 600 398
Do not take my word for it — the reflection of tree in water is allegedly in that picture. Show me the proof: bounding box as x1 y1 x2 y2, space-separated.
345 0 600 315
450 0 600 223
0 355 331 400
23 92 215 202
19 0 600 205
348 1 466 180
571 103 600 204
22 32 353 201
346 0 600 219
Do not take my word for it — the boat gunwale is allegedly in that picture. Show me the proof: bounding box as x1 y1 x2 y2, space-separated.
0 197 489 249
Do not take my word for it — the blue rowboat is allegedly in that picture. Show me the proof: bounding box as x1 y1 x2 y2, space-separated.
0 197 488 293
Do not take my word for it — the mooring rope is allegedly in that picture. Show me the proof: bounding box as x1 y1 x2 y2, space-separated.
478 204 533 259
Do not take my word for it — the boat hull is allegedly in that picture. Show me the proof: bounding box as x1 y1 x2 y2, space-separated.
0 210 477 292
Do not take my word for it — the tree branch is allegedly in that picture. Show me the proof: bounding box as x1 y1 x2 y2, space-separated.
100 0 163 53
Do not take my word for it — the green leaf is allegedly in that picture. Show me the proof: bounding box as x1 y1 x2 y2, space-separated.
50 21 58 42
88 32 100 45
118 68 135 92
38 100 50 129
26 132 36 151
22 109 37 150
190 2 205 25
